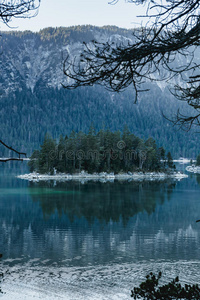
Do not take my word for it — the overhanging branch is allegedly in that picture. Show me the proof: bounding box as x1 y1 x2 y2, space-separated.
0 139 26 162
0 1 41 24
0 158 24 162
63 0 200 124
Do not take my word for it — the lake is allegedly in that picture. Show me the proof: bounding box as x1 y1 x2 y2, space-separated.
0 162 200 299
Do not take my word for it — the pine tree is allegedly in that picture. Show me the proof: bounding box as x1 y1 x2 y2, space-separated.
57 135 66 173
28 150 40 172
196 154 200 166
167 152 174 169
38 133 56 174
66 130 77 173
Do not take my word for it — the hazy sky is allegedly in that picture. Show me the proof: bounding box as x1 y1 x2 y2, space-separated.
0 0 147 32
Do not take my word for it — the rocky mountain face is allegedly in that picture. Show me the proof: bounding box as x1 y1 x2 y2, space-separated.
0 25 198 158
0 26 132 93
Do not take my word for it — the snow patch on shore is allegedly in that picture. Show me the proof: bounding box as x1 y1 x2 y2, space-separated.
17 171 188 182
186 166 200 174
1 260 200 300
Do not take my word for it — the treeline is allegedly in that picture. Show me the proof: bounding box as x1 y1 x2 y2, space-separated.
28 127 174 174
2 25 132 49
0 85 198 159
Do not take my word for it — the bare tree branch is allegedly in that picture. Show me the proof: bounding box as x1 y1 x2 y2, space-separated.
0 140 26 158
0 158 24 162
163 108 200 132
0 0 40 25
0 140 26 162
63 0 200 126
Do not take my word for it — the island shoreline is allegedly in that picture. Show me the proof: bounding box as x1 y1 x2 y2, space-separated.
186 166 200 174
17 171 188 182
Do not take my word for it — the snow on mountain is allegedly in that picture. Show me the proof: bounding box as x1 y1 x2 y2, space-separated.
0 26 133 94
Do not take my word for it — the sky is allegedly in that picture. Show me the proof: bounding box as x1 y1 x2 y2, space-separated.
0 0 148 32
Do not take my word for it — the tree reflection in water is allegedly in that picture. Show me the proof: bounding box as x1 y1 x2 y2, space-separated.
29 180 176 224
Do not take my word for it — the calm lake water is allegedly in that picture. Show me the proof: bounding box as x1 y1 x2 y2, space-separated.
1 162 200 299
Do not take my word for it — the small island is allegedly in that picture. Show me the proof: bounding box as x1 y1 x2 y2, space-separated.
186 153 200 174
18 127 188 182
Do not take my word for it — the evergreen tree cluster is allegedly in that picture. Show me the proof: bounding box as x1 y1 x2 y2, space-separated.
28 127 173 174
131 272 200 300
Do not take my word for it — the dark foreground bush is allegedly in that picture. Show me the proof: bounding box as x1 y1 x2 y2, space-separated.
131 272 200 300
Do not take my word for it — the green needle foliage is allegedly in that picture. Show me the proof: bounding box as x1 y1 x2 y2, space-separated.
131 272 200 300
196 153 200 166
29 127 171 174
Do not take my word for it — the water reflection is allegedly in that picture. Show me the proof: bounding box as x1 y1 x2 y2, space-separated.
29 180 176 224
1 163 200 299
0 162 200 269
196 174 200 186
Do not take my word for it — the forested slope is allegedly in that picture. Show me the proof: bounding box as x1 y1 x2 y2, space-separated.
0 26 198 158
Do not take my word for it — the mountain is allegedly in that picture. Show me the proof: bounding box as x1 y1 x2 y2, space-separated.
0 26 132 93
0 25 198 158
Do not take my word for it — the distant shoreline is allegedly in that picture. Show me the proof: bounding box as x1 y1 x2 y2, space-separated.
17 171 188 182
